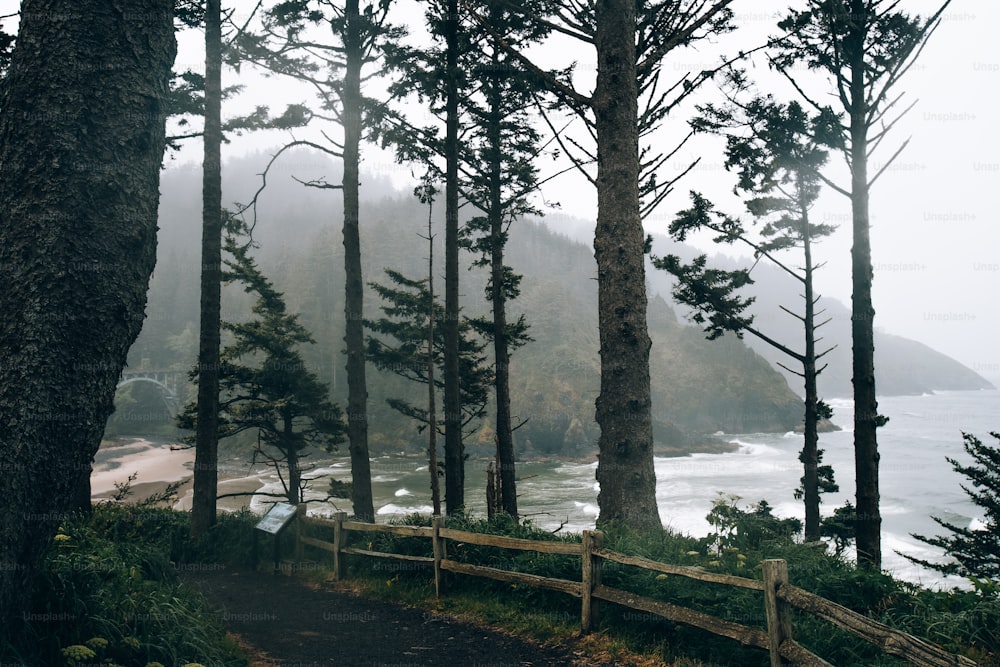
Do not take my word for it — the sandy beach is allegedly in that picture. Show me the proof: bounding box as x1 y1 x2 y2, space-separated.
91 437 272 511
91 438 196 502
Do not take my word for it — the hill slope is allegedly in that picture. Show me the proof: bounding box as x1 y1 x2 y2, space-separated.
124 154 817 454
645 234 994 399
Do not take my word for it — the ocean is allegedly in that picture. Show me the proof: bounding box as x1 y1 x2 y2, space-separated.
239 389 1000 590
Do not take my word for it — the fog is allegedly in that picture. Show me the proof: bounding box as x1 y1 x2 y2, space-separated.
163 0 999 383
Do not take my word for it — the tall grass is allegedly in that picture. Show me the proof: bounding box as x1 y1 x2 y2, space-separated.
3 501 253 666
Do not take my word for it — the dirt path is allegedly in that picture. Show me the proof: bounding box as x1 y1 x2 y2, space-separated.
180 567 629 667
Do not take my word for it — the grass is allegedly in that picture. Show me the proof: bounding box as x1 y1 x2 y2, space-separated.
3 496 255 666
295 505 999 667
8 492 997 666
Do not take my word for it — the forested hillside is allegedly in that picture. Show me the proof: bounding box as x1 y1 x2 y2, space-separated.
646 235 995 399
118 149 991 454
118 151 804 452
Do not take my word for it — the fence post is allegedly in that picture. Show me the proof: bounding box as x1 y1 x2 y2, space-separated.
332 511 347 581
581 530 603 633
432 515 445 598
294 503 307 568
762 558 792 667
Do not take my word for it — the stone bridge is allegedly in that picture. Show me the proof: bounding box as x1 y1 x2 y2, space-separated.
116 368 183 415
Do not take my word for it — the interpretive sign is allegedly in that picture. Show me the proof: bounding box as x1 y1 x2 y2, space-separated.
255 502 298 535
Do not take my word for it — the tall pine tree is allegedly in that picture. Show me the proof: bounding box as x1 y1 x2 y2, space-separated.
656 97 841 541
465 0 737 531
772 0 952 568
179 219 346 506
231 1 405 521
455 1 550 519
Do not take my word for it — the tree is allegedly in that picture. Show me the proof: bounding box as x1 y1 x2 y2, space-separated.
772 0 952 568
466 0 737 531
231 0 405 522
456 1 549 519
655 98 841 541
169 2 312 534
907 432 1000 587
191 0 223 539
0 0 175 642
379 0 475 515
179 220 346 505
366 264 494 509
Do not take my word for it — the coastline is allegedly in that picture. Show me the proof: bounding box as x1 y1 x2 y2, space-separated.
90 439 259 511
90 434 741 509
91 438 194 499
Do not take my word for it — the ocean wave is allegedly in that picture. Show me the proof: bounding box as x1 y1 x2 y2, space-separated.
377 502 433 516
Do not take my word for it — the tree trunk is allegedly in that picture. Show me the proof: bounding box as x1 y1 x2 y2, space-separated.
801 205 821 542
592 1 661 532
443 0 464 515
342 0 375 523
486 38 517 519
0 0 175 643
848 0 881 569
285 412 301 505
427 212 441 516
191 0 222 539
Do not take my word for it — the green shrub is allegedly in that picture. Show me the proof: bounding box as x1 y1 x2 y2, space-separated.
332 503 997 666
6 505 248 666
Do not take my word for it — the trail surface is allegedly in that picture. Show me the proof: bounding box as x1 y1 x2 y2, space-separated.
181 567 629 666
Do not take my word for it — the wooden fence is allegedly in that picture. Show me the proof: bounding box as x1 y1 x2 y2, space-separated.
291 508 977 667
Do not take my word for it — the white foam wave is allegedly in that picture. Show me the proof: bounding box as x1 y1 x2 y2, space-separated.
377 503 433 516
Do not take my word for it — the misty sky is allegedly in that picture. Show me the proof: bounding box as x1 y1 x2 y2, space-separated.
158 0 1000 382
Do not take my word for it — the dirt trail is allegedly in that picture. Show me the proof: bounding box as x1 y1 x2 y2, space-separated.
180 567 629 667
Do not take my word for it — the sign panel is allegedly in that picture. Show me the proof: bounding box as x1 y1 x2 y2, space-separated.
255 502 298 534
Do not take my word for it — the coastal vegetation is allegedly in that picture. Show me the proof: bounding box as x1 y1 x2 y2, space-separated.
9 490 997 665
0 1 991 658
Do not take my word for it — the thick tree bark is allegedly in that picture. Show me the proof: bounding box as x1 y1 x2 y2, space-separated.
191 0 222 539
443 0 464 515
848 0 881 568
0 0 175 642
342 0 375 523
592 0 662 532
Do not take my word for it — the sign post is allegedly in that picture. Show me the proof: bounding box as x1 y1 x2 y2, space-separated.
255 502 299 574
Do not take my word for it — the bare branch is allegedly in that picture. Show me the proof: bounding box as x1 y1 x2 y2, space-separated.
868 137 911 188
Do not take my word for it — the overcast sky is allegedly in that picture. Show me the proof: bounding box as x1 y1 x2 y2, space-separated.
145 1 1000 382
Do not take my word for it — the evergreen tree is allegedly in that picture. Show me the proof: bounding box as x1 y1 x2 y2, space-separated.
908 432 1000 586
772 0 952 569
464 0 737 531
365 267 493 485
0 0 174 643
380 0 476 515
179 219 346 506
191 0 223 539
655 95 842 541
229 0 405 522
165 2 311 535
455 1 549 519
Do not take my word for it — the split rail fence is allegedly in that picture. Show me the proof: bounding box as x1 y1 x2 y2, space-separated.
291 508 976 667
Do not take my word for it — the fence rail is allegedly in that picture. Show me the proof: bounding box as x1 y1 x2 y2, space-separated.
291 509 977 667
